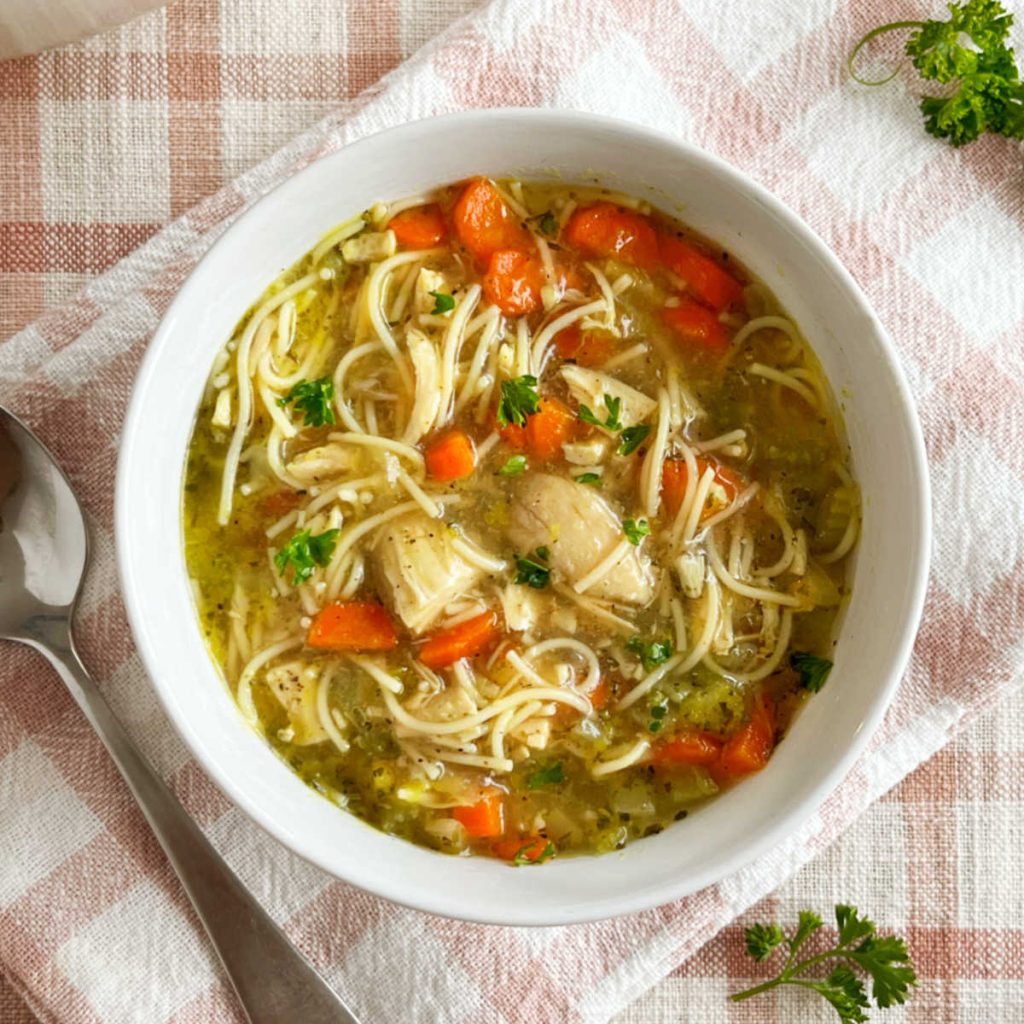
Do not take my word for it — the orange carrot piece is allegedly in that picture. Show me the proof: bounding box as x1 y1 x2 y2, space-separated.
261 489 304 518
419 611 501 670
307 602 398 651
587 678 612 712
387 203 447 249
714 693 775 781
661 456 742 518
452 790 505 838
554 324 615 367
553 258 588 294
498 395 575 461
651 730 723 767
660 235 743 311
563 202 659 269
452 179 531 264
424 430 477 482
662 298 730 352
483 249 543 316
492 835 553 862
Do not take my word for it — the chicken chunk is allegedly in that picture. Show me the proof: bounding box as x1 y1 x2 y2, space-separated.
286 443 360 486
506 474 655 606
560 365 656 431
371 510 485 634
265 661 328 745
402 328 442 444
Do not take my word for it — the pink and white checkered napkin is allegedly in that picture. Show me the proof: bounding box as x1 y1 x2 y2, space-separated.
3 0 1024 1021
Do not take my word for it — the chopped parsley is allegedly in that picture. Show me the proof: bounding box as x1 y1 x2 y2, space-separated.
627 636 673 672
623 518 651 545
497 455 528 476
526 762 564 789
273 528 339 585
277 377 335 428
497 374 541 428
514 841 556 866
514 548 551 589
791 652 834 693
429 290 455 314
578 395 622 431
538 211 558 236
574 472 602 486
618 423 651 456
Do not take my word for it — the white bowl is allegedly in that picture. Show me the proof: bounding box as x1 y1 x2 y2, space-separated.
117 109 930 926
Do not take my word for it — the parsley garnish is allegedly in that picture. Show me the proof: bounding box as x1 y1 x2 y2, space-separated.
731 905 917 1022
791 651 834 693
273 528 339 585
497 375 541 428
574 472 602 486
497 455 527 476
622 518 650 545
514 548 551 589
277 377 335 427
627 636 673 672
513 841 556 866
429 290 455 314
618 424 651 455
578 395 622 431
538 211 558 236
526 762 564 789
851 1 1024 147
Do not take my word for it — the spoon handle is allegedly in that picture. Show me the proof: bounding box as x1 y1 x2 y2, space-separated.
26 616 361 1024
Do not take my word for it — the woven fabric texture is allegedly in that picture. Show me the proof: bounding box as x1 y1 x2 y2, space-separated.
2 0 1024 1022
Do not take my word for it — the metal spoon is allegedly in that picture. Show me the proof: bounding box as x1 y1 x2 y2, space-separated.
0 406 360 1024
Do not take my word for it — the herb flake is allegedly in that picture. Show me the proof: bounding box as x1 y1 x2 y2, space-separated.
429 290 456 314
277 377 335 427
274 528 339 585
497 375 541 428
791 652 834 693
623 518 651 545
497 455 528 476
526 763 564 789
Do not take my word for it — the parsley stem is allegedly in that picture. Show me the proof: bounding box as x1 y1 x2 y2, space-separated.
731 947 848 1002
848 20 924 85
729 977 784 1002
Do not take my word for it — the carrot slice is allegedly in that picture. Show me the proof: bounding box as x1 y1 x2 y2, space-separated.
563 202 659 269
307 602 398 651
651 730 723 767
660 235 743 311
419 611 500 670
587 678 612 712
497 395 575 461
452 179 531 264
661 456 743 518
713 693 776 781
424 430 476 482
452 790 505 838
483 249 543 316
492 835 553 862
554 324 616 367
387 203 447 249
662 298 730 352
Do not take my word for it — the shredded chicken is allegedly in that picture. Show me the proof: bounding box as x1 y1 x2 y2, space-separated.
265 662 327 745
560 365 657 429
286 443 360 485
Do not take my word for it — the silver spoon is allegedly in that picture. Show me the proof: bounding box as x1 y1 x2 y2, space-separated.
0 405 361 1024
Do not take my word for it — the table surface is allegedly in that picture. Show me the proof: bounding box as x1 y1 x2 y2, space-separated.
2 2 1022 1021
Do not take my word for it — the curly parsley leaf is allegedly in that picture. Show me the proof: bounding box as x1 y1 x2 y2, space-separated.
790 651 834 693
622 518 650 545
498 455 528 476
527 762 564 789
429 290 456 314
731 904 916 1022
626 636 673 673
277 377 335 427
578 395 622 431
618 423 651 455
514 548 551 590
273 528 339 585
497 375 541 428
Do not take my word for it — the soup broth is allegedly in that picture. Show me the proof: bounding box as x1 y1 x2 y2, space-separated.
183 179 859 862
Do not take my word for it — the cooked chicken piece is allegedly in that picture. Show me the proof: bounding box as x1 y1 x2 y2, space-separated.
342 230 397 264
561 439 608 466
499 581 545 632
402 329 442 443
265 661 328 745
506 474 655 606
560 365 657 431
408 683 477 723
372 510 485 634
286 443 360 486
211 388 232 428
516 717 552 751
414 268 451 315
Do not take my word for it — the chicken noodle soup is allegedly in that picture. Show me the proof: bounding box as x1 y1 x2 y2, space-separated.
183 179 859 862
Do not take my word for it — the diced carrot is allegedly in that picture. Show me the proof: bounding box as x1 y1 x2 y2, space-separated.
553 258 588 294
387 203 447 249
660 235 743 311
497 395 575 461
492 835 553 862
307 602 398 651
452 789 505 838
713 693 776 782
563 202 659 269
261 489 304 518
651 730 723 767
554 324 616 367
452 179 531 264
424 430 476 482
661 456 743 518
662 298 730 352
419 611 501 670
587 678 612 711
483 249 543 316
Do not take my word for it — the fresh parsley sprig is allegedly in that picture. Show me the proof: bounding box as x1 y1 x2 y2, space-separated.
274 528 339 585
618 423 651 455
514 547 551 589
791 651 834 693
277 377 335 427
626 635 673 672
578 396 623 431
731 905 917 1023
497 455 527 476
622 518 650 545
429 290 456 314
851 0 1024 147
497 375 541 428
526 762 564 789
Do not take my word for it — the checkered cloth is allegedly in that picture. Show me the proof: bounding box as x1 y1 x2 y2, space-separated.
2 0 1024 1021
